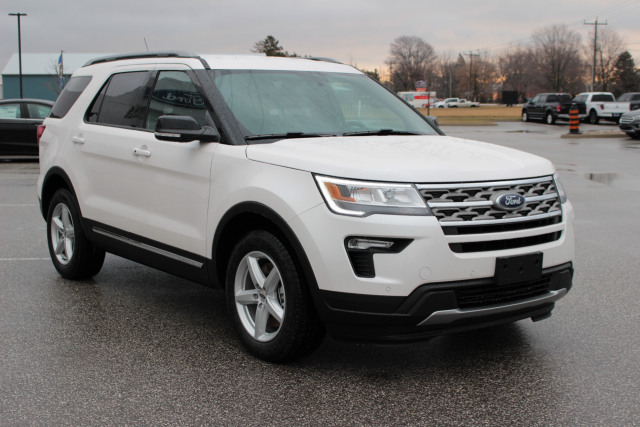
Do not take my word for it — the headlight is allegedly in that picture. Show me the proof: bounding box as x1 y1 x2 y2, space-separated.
553 173 568 204
314 175 431 217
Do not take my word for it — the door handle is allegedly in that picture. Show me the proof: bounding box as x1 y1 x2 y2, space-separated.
72 136 85 144
133 147 151 157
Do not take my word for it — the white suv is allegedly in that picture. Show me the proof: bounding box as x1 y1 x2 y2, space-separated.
38 52 574 362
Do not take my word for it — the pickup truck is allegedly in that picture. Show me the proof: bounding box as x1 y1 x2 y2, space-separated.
521 93 573 124
434 98 479 108
617 92 640 111
572 92 628 124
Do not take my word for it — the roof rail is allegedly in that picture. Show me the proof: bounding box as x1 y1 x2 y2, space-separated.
83 51 200 67
305 57 343 64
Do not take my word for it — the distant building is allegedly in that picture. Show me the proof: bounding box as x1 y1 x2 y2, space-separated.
1 53 107 100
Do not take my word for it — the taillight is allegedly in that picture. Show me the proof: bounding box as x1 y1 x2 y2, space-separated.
556 105 561 113
37 125 46 146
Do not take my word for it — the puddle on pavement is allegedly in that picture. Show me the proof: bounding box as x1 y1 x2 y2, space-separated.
622 141 640 149
505 130 548 134
587 173 619 185
586 172 640 191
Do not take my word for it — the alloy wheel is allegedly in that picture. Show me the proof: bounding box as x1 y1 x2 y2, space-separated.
233 251 286 342
50 203 75 265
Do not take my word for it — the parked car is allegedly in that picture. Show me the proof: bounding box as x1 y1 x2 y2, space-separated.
618 109 640 139
434 98 478 108
572 92 627 124
37 52 574 362
616 92 640 111
0 99 54 156
521 93 573 124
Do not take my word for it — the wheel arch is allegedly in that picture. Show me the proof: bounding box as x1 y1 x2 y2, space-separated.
211 202 321 301
40 167 77 220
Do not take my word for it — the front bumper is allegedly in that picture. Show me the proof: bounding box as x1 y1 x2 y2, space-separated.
319 262 573 342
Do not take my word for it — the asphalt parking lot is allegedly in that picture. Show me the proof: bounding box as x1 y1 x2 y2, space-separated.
1 121 639 426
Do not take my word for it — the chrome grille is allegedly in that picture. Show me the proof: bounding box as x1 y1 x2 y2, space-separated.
417 176 564 253
619 117 633 125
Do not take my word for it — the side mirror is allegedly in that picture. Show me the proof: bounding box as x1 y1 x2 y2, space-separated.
154 115 220 143
425 116 441 131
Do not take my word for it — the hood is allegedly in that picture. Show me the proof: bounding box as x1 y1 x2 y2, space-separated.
246 135 555 182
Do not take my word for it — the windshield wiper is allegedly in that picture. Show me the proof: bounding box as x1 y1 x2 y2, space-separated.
342 129 424 137
245 132 336 141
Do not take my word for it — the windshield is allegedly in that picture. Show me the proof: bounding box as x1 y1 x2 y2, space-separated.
209 70 437 140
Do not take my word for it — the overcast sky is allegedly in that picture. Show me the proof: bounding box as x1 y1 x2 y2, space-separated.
2 0 640 75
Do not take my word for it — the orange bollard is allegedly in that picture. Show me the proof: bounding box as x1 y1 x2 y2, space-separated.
569 103 581 135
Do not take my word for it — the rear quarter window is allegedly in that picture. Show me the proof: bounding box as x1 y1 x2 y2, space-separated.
50 76 92 118
592 94 614 102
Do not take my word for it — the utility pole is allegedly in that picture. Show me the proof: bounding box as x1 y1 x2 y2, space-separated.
584 18 607 91
464 51 480 100
8 12 27 98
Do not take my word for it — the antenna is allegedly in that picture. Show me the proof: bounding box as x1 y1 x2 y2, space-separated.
144 38 149 52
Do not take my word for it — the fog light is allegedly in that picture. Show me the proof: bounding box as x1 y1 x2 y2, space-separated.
347 238 394 250
344 237 413 278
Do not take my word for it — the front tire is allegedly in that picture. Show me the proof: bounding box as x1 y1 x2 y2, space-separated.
522 110 529 122
47 189 105 280
226 230 325 362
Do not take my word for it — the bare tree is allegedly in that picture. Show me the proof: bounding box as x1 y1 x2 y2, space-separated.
454 52 497 102
588 29 627 91
498 45 536 97
532 24 586 93
474 55 498 102
387 36 437 92
433 50 457 97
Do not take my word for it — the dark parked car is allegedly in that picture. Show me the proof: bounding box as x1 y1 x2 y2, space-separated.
522 93 571 125
618 110 640 139
0 99 54 156
522 93 573 124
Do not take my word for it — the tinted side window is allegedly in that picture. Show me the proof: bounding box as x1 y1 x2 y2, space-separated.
27 103 52 119
592 94 614 102
618 93 630 102
86 71 149 128
50 76 92 118
0 103 22 118
147 71 207 131
573 95 587 103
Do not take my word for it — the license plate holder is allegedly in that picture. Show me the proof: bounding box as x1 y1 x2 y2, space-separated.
494 253 542 286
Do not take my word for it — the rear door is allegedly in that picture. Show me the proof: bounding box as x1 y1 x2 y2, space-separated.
75 64 217 260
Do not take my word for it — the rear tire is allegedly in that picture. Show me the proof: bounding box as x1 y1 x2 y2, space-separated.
47 189 105 280
588 110 600 124
226 230 325 362
545 112 556 125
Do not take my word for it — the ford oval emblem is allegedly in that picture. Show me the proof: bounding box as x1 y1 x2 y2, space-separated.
493 193 526 211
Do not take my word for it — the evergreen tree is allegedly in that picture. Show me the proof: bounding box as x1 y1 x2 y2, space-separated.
252 35 288 57
610 51 640 96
